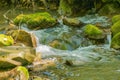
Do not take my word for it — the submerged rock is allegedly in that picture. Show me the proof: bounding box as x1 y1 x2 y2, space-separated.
49 40 68 50
13 12 57 29
84 24 105 39
111 32 120 49
0 34 14 46
111 20 120 36
63 17 83 27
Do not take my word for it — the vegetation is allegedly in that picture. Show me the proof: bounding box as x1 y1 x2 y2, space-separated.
58 0 72 16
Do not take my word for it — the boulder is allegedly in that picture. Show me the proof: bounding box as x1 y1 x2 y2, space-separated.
111 20 120 36
6 30 37 47
0 46 36 69
13 12 57 29
111 32 120 49
63 17 83 27
84 24 105 39
0 66 29 80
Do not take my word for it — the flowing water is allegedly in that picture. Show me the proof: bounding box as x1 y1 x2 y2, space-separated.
0 9 120 80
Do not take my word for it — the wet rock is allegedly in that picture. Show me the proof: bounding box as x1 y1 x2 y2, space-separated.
0 46 36 69
0 34 14 46
111 32 120 49
84 24 105 39
111 20 120 36
63 17 83 27
13 12 57 29
0 66 29 80
112 15 120 24
7 30 37 47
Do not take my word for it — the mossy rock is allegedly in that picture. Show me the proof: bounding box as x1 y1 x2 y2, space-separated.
0 34 14 46
111 20 120 36
84 24 105 39
112 15 120 24
111 32 120 49
63 17 83 27
13 12 57 29
7 30 37 47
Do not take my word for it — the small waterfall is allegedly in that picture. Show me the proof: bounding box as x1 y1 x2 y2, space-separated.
57 15 65 25
106 32 111 48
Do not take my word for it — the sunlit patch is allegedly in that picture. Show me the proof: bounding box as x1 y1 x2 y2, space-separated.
3 38 8 42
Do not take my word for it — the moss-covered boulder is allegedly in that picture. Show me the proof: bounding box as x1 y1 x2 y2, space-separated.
13 12 57 29
111 20 120 36
112 15 120 24
111 32 120 49
84 24 105 39
0 34 14 46
63 17 83 27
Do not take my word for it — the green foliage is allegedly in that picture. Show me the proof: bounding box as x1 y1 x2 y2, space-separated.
112 15 120 24
111 32 120 49
102 0 120 3
14 12 57 29
0 34 14 46
58 0 72 16
111 20 120 36
17 66 29 80
84 24 103 36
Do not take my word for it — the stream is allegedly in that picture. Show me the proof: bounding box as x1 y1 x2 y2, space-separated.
0 9 120 80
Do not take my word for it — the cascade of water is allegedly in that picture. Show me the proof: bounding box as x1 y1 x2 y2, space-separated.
106 32 111 48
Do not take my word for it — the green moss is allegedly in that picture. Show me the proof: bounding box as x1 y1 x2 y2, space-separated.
111 32 120 49
0 34 14 46
17 66 29 80
111 20 120 36
112 15 120 24
58 0 72 16
84 24 103 36
14 12 57 29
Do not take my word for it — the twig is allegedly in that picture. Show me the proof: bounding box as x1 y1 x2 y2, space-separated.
3 9 14 24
